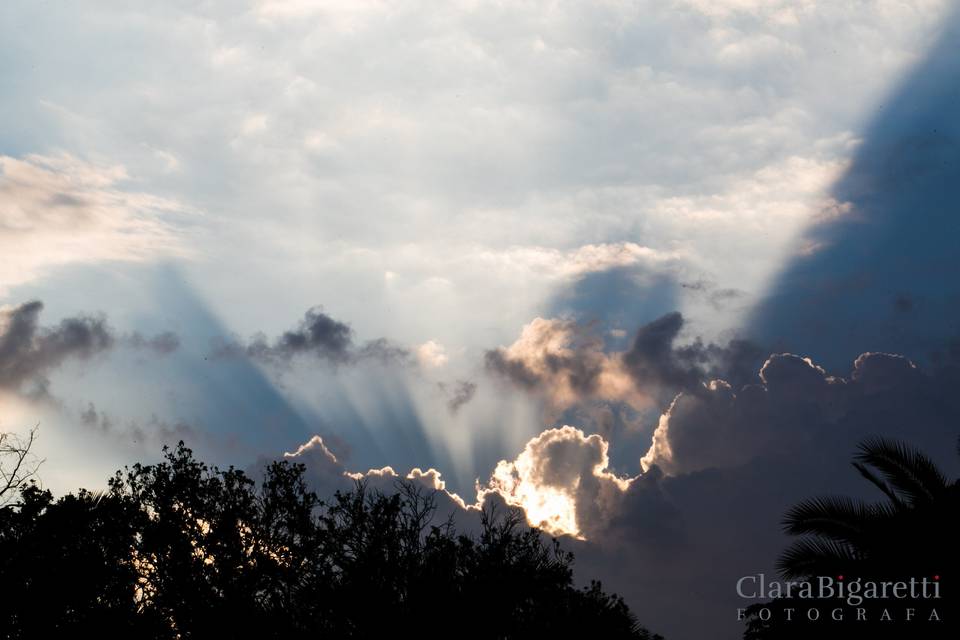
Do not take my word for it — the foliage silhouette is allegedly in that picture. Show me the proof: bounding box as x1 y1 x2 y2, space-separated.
0 426 41 506
742 436 959 639
0 442 662 639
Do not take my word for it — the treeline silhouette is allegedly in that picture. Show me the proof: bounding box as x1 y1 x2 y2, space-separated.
743 436 959 639
0 442 661 639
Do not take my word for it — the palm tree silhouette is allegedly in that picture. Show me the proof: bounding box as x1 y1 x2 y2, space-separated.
778 436 959 579
743 435 959 639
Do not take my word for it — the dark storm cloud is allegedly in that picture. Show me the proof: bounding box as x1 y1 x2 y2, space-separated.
214 306 410 367
0 300 179 398
80 401 112 430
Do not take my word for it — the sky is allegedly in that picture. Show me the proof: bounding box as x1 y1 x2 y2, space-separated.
2 2 960 638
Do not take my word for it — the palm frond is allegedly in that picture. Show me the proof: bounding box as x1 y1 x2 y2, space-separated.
782 496 874 543
855 437 947 506
852 461 904 509
777 537 859 579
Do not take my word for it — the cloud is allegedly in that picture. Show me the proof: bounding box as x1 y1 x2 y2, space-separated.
281 434 473 515
0 300 179 398
281 434 350 496
622 311 706 392
480 346 953 539
79 401 201 449
5 1 942 349
680 279 746 311
0 153 192 294
485 317 643 414
438 379 477 414
639 351 928 475
213 306 410 367
481 243 684 281
485 311 766 416
415 340 448 368
476 347 960 637
282 425 634 539
125 331 181 355
477 425 633 539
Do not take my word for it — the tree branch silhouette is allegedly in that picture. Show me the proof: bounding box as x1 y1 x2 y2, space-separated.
0 425 41 506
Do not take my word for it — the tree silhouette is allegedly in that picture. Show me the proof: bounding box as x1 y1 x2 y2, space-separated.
0 442 662 639
743 436 959 639
0 426 41 506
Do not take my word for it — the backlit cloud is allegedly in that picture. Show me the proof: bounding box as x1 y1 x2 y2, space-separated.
485 317 643 414
485 311 764 417
478 425 633 539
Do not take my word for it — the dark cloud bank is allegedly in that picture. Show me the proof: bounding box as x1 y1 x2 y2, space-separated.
0 300 178 399
212 306 410 367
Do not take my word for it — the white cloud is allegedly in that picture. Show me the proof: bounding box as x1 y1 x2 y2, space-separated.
3 1 948 339
415 340 448 368
0 153 193 294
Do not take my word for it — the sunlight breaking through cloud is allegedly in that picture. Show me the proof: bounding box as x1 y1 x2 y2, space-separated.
477 426 634 539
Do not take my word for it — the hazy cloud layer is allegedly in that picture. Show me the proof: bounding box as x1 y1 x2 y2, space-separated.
2 2 948 351
0 154 191 294
80 402 200 449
